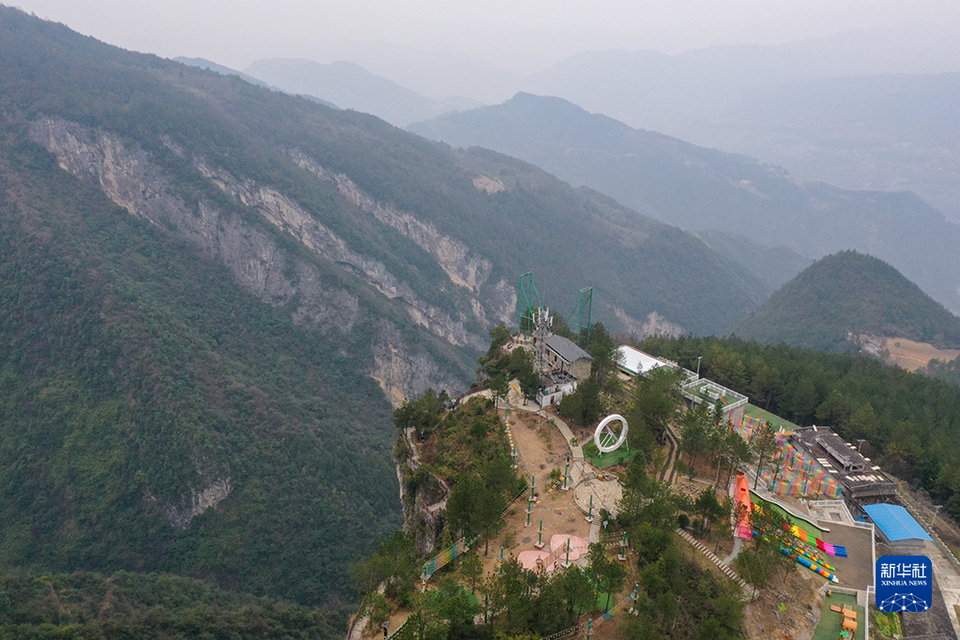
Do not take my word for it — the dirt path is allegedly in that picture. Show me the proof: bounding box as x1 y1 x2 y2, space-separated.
495 406 593 561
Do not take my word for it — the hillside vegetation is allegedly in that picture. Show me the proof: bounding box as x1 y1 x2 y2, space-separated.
642 335 960 521
0 128 400 606
0 8 765 339
728 251 960 352
0 571 349 639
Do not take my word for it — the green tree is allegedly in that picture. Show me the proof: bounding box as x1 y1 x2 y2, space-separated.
445 472 506 553
679 403 712 472
487 324 512 360
587 322 620 393
395 389 449 441
490 373 510 409
587 542 626 612
552 565 596 624
358 592 392 630
625 366 683 457
461 552 483 592
750 422 776 490
558 377 601 426
693 487 726 536
508 347 540 403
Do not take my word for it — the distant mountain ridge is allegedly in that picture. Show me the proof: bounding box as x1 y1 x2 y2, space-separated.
409 92 960 313
727 251 960 352
175 57 270 88
243 58 480 126
521 30 960 140
514 36 960 225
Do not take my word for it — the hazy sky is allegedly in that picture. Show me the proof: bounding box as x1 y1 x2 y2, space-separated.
10 0 960 71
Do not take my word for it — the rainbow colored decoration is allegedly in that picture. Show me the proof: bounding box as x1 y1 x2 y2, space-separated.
760 434 842 499
422 537 474 579
735 414 767 442
780 547 839 582
780 535 835 570
788 525 848 557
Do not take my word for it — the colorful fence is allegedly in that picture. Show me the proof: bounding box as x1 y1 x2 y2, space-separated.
422 537 474 580
760 434 842 499
735 413 767 442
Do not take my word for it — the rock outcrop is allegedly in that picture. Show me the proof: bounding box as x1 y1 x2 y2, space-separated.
28 116 480 403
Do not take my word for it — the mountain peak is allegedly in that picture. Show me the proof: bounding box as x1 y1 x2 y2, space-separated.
728 250 960 351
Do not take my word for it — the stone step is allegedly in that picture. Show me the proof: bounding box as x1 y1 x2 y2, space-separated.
675 529 751 595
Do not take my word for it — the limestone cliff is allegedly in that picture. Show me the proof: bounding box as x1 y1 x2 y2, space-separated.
195 159 486 350
289 149 515 330
27 116 473 405
163 478 234 529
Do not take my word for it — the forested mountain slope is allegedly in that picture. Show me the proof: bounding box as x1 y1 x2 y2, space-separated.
410 93 960 313
728 251 960 352
0 571 351 638
0 127 401 605
0 8 763 342
0 5 766 610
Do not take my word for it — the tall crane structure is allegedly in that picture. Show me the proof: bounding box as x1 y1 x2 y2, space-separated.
566 287 593 347
517 271 543 337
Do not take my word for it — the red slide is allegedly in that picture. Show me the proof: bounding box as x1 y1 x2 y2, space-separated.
735 472 753 540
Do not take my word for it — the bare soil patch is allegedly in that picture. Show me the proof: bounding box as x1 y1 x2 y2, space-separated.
871 336 960 372
505 407 568 491
742 568 824 640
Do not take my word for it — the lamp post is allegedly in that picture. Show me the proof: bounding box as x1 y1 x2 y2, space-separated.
856 439 867 453
696 356 702 378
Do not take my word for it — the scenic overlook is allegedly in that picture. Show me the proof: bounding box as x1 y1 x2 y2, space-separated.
2 2 960 639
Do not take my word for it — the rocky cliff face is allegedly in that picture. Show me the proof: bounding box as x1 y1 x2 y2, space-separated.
27 116 487 406
289 150 515 330
163 478 234 529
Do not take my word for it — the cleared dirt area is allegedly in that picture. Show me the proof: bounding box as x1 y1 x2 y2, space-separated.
505 406 568 491
743 568 824 640
868 335 960 372
475 407 594 576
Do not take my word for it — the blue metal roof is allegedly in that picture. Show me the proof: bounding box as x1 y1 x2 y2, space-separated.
863 503 933 541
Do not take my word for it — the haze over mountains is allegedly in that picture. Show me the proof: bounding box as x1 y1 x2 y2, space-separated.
243 58 481 126
696 72 960 221
6 4 960 637
241 29 960 238
411 92 960 314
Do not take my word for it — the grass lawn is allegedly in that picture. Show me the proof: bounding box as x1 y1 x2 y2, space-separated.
812 591 864 640
743 404 802 431
582 440 636 469
871 606 902 639
751 492 825 539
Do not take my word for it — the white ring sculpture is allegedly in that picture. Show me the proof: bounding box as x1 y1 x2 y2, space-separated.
594 414 628 453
